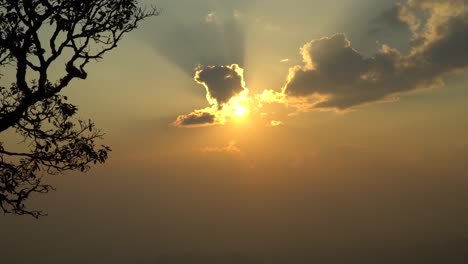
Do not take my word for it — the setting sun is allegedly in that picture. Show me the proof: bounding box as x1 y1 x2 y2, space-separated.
235 105 248 116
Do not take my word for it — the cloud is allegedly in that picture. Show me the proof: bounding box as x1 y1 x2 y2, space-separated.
173 64 250 128
270 120 284 127
173 111 222 128
173 0 468 128
279 1 468 111
195 64 247 107
408 0 464 12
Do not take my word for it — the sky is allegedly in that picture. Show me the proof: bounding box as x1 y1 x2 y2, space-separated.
1 0 468 263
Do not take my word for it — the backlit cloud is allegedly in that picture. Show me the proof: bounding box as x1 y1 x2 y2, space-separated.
173 110 223 128
173 64 250 128
195 64 247 107
277 0 468 111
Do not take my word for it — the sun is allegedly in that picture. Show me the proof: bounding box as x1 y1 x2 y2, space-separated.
235 105 248 117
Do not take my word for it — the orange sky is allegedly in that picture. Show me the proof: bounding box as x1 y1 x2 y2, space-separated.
1 0 468 263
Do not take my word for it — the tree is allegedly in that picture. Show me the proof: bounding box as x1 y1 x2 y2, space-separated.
0 0 158 217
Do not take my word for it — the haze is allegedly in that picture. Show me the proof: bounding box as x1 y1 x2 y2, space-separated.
1 0 468 263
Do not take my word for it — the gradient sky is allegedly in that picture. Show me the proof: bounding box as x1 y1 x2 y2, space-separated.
1 0 468 263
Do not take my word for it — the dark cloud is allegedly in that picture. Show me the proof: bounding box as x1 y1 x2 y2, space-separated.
173 111 219 127
173 64 249 128
282 1 468 110
195 64 246 106
416 12 468 70
284 34 373 99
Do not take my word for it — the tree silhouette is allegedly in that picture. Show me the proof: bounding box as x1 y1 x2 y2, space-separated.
0 0 158 217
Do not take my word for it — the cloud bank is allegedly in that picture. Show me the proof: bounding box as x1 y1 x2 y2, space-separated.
279 0 468 111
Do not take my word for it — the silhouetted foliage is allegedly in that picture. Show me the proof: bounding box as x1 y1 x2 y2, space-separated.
0 0 158 217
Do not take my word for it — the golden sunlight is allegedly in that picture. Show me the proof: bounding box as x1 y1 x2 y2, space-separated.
235 105 248 116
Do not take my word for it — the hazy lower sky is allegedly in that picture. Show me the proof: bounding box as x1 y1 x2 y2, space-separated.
2 0 468 263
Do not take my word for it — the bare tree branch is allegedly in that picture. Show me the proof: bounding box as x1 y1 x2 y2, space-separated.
0 0 158 217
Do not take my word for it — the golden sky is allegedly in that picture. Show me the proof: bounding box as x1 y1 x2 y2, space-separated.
1 0 468 263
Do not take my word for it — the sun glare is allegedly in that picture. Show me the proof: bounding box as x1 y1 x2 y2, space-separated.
235 106 248 116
